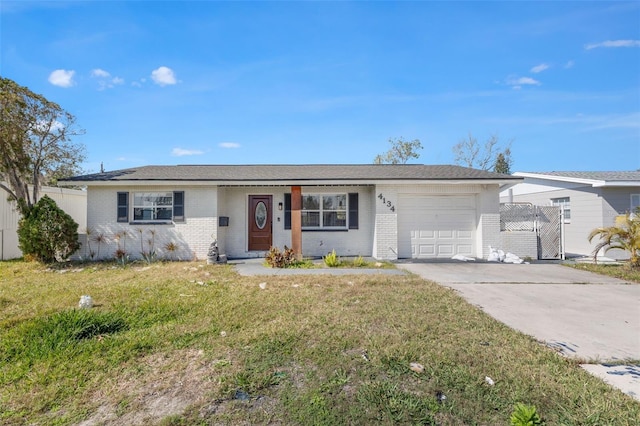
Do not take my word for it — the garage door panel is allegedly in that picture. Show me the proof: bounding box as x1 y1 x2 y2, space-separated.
398 195 476 259
419 245 436 255
458 230 473 239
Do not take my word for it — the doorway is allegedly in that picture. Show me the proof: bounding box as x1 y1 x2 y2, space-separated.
248 195 272 251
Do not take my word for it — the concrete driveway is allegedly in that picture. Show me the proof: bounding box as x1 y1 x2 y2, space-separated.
398 262 640 400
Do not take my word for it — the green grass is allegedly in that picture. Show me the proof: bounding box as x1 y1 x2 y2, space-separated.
0 260 638 425
566 262 640 283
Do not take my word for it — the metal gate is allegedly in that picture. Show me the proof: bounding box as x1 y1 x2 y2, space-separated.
500 203 563 260
536 206 562 260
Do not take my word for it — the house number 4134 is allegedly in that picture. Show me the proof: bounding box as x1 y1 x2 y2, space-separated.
378 193 396 212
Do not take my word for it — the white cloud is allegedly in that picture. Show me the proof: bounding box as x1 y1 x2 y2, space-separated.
171 148 204 156
564 60 575 69
219 142 241 149
506 76 541 89
48 69 75 87
585 40 640 50
530 63 549 73
151 66 177 86
91 68 110 78
91 68 124 90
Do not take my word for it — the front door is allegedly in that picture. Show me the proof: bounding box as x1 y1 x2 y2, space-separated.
248 195 272 251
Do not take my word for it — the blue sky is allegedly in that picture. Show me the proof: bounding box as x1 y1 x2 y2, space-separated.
1 1 639 174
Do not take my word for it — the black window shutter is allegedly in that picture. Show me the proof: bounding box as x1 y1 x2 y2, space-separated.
348 193 359 229
173 191 185 222
284 193 291 230
117 192 129 222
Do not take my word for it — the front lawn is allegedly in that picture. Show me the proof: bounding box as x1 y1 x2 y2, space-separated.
566 262 640 283
1 260 638 425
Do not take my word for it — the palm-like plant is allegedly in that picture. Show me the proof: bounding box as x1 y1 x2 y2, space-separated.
588 211 640 267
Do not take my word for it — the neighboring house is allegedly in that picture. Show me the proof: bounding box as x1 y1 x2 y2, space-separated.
0 185 87 260
500 171 640 259
58 164 520 261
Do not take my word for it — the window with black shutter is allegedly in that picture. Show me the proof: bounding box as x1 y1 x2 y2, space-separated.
173 191 185 222
117 192 129 222
348 193 358 229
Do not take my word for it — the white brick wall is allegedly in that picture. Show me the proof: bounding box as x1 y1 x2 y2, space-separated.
479 213 501 259
500 231 538 259
373 213 398 260
85 186 217 261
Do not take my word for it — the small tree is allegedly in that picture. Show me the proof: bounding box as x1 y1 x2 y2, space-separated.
374 137 423 164
17 195 80 263
493 150 512 174
588 211 640 267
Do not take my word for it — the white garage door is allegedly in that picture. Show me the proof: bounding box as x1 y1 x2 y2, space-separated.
398 195 476 259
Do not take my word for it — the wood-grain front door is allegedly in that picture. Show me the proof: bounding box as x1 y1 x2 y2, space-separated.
248 195 272 251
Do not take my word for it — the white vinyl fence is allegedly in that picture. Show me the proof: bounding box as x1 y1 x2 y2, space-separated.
1 185 87 260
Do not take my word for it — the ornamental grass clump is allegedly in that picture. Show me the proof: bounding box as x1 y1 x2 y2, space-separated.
323 249 341 267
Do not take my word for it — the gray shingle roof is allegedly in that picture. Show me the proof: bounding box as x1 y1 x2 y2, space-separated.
523 171 640 182
60 164 521 183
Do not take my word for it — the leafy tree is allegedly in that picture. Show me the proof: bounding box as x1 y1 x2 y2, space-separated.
493 151 512 174
453 133 512 171
588 211 640 267
17 195 80 263
374 137 423 164
0 77 85 214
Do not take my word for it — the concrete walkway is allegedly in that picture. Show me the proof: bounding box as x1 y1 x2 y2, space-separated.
398 262 640 401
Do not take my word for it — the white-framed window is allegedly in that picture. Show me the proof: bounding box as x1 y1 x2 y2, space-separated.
301 194 347 229
631 194 640 215
551 197 571 222
127 191 184 222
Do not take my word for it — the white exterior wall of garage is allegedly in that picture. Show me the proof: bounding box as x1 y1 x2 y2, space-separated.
373 183 500 260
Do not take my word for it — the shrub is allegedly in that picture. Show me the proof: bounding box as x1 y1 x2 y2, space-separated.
265 245 296 268
17 195 80 263
323 249 341 267
510 403 543 426
352 255 367 267
588 210 640 267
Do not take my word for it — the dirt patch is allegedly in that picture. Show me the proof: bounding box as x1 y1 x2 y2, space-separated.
77 349 218 425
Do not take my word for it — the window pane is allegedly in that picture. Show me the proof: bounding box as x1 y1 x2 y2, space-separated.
302 195 319 210
323 194 346 210
302 211 320 227
323 211 346 227
134 193 172 207
156 208 172 220
134 208 154 221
